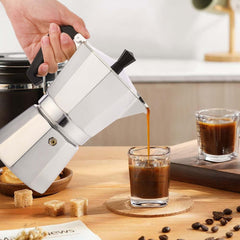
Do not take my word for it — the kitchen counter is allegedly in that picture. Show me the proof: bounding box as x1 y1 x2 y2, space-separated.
126 59 240 82
1 142 240 240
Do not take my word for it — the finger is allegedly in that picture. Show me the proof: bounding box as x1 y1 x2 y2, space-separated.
41 35 58 73
60 33 76 59
62 9 90 39
37 63 49 77
72 19 90 39
49 23 66 63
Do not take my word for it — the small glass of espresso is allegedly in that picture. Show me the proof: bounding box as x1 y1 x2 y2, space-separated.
128 146 170 208
196 108 240 162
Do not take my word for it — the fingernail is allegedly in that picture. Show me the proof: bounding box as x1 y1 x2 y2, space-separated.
41 36 49 45
49 23 59 33
60 33 70 44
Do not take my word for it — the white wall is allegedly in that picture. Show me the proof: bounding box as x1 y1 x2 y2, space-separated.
0 0 240 60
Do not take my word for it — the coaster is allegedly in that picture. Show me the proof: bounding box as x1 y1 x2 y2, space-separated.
105 192 193 217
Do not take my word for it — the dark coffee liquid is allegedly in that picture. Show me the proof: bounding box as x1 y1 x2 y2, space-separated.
198 119 236 155
129 165 169 198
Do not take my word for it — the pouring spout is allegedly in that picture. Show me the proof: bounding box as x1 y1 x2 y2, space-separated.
138 96 149 110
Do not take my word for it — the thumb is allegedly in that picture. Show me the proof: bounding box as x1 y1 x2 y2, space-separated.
63 10 90 39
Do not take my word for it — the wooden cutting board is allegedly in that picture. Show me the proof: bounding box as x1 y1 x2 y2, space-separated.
170 140 240 192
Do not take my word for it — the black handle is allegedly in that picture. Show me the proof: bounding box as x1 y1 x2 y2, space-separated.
26 25 78 86
0 160 5 167
111 49 135 74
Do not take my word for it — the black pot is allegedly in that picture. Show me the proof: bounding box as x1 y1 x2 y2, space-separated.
0 53 43 129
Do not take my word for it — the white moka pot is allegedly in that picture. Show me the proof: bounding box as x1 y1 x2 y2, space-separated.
0 31 148 193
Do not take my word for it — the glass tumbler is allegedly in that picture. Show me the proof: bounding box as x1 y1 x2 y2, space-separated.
196 108 240 162
128 146 170 208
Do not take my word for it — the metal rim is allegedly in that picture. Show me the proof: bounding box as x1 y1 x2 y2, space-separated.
0 52 29 67
128 146 170 157
0 83 43 90
195 108 240 119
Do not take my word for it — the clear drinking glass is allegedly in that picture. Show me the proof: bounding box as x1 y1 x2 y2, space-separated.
128 146 170 208
196 108 240 162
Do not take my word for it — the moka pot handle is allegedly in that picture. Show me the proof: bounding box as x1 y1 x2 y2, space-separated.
26 26 78 86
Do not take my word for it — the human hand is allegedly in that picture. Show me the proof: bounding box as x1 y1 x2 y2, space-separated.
1 0 90 76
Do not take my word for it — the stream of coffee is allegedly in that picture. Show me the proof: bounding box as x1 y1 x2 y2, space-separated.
147 107 150 156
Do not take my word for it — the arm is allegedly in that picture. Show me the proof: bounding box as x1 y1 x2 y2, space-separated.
1 0 90 76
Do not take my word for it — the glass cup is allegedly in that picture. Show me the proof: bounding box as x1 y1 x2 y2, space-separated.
196 108 240 162
128 146 170 208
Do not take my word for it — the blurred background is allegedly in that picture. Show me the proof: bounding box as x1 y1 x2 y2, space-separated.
1 0 240 146
1 0 239 59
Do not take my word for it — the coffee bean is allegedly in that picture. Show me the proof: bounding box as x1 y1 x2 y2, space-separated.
226 231 233 238
211 226 219 233
225 216 233 222
200 224 209 231
233 224 240 231
212 211 224 220
192 222 201 230
176 239 184 240
162 227 170 233
213 216 220 221
159 235 168 240
215 238 225 240
138 236 145 240
205 219 214 225
205 238 214 240
220 218 228 226
223 208 232 215
237 206 240 212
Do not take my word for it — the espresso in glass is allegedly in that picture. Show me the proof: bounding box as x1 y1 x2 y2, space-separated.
128 146 170 207
196 108 240 162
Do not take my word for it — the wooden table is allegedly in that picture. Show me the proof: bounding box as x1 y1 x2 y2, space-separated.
1 142 240 240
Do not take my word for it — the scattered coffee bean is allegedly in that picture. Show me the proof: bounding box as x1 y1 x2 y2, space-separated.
205 219 214 225
159 235 168 240
220 218 228 226
200 224 209 231
212 211 224 220
138 236 145 240
162 227 170 233
215 238 225 240
225 216 233 222
176 239 184 240
205 238 214 240
192 222 201 230
237 206 240 212
226 231 233 238
233 224 240 231
223 208 232 215
211 226 219 233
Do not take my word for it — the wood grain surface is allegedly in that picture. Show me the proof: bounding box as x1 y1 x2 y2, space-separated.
171 140 240 192
0 168 73 197
1 145 240 240
86 82 240 147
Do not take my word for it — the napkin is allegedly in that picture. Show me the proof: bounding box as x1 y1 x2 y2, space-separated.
0 220 101 240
